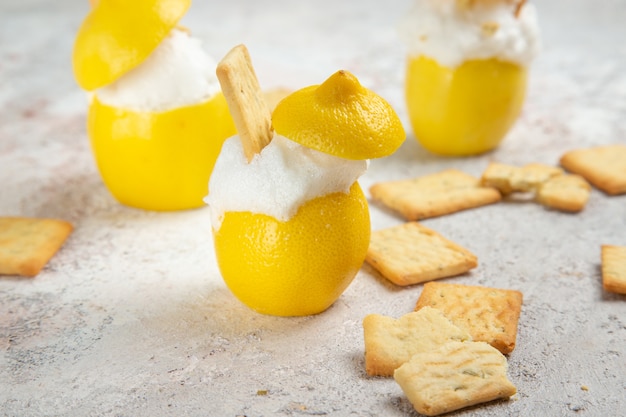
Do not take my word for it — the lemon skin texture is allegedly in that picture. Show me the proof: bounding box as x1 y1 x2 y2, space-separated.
88 93 236 211
406 56 527 156
272 70 405 160
213 183 370 316
73 0 191 91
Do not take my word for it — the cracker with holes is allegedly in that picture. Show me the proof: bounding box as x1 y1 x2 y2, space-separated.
537 174 591 213
415 282 523 354
394 340 517 416
369 169 501 220
481 162 563 194
216 44 273 161
366 222 477 286
602 245 626 294
363 307 471 377
0 217 73 277
560 144 626 195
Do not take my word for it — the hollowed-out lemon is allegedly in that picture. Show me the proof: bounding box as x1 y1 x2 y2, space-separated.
89 93 235 210
406 56 527 156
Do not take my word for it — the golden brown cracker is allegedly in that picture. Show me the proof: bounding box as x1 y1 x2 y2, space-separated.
481 162 563 194
216 44 273 161
601 245 626 294
363 307 471 377
415 282 523 354
369 169 501 220
394 340 517 416
366 222 478 286
537 174 591 213
560 144 626 195
0 217 73 277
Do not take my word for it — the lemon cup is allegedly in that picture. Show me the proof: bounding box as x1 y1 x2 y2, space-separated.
406 56 527 156
207 70 404 316
73 1 236 210
89 92 235 211
214 182 370 316
400 0 540 156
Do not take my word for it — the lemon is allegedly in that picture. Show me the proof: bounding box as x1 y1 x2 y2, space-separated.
210 70 405 316
213 183 370 316
272 70 405 160
89 93 236 211
406 56 527 156
72 0 190 90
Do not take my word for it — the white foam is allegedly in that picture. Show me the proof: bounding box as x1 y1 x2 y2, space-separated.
205 135 368 230
96 29 221 111
399 0 541 68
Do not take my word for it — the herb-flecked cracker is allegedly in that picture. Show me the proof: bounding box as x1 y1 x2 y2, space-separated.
0 217 73 277
415 282 523 354
363 307 471 377
366 222 478 286
369 169 501 220
560 144 626 195
537 174 591 212
481 162 564 194
602 245 626 294
394 340 517 416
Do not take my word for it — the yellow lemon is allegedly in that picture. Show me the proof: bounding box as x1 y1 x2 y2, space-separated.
213 182 370 316
73 0 190 90
406 56 527 156
88 93 236 211
272 70 405 160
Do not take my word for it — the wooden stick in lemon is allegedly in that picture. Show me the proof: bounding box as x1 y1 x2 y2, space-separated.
216 44 274 162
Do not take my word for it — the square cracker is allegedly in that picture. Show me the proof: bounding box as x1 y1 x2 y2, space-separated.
363 307 471 377
369 169 501 220
536 174 591 213
602 245 626 294
481 162 564 194
0 217 73 277
415 282 523 354
560 144 626 195
394 340 517 416
366 222 478 286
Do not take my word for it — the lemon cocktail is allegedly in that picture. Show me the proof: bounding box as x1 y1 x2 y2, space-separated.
72 0 235 210
399 0 540 156
206 65 405 317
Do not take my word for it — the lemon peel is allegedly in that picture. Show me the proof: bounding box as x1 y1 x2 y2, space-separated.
213 182 370 316
72 0 191 91
272 70 405 160
88 91 236 210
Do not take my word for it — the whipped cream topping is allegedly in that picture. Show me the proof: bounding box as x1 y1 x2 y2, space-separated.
399 0 541 68
96 29 221 112
205 135 368 230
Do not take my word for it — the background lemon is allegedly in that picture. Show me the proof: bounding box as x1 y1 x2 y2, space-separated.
73 0 190 90
406 56 527 156
89 93 236 211
213 182 370 316
272 70 405 160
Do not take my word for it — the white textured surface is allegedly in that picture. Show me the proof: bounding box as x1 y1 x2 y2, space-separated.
1 1 625 416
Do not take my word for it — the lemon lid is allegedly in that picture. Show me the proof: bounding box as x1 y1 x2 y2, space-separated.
271 70 405 160
72 0 191 91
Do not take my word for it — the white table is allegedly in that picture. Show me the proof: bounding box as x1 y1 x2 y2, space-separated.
1 1 624 415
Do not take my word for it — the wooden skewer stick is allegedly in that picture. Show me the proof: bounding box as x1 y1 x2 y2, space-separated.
216 44 274 162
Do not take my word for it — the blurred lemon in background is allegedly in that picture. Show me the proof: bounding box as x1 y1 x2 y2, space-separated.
73 0 236 210
406 56 527 156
